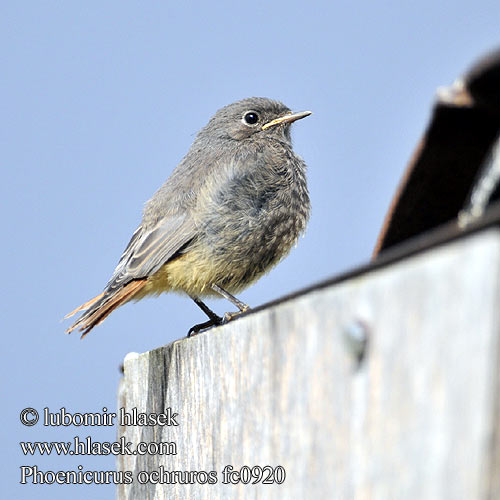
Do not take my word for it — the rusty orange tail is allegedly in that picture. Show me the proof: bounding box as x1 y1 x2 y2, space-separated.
65 280 146 338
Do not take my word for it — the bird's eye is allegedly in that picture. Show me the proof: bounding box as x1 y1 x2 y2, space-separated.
243 111 259 125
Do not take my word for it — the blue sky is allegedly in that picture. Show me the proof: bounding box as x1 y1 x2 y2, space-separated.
3 1 499 498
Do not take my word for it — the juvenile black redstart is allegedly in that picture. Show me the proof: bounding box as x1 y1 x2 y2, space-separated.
65 97 311 337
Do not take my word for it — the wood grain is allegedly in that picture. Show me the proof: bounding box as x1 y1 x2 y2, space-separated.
117 229 500 500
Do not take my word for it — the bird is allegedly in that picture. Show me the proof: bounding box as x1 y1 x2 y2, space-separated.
65 97 311 337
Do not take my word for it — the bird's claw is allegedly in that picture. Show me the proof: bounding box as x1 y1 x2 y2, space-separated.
187 306 251 337
223 309 248 322
187 316 223 337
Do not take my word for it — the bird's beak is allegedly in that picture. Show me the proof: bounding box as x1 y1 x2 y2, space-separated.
261 110 312 130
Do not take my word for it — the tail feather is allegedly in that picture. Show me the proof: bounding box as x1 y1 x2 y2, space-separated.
66 280 147 338
64 292 105 320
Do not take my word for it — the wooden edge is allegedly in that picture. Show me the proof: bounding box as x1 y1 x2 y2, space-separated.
191 202 500 332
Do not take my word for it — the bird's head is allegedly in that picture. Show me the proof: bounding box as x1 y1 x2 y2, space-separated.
198 97 311 144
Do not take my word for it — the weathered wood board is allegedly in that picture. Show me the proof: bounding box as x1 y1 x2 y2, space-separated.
117 229 500 500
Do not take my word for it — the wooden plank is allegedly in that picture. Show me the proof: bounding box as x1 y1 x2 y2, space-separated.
117 228 500 500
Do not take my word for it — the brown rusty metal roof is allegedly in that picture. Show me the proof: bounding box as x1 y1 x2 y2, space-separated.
374 48 500 258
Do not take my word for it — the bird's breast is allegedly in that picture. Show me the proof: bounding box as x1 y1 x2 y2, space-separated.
185 163 310 293
147 145 310 298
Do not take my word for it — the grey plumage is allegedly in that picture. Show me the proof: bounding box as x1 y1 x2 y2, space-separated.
66 97 311 336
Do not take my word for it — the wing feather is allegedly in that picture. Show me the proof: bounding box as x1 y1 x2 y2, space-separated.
105 214 196 292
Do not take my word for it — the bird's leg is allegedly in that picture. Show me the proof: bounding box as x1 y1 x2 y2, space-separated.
188 296 223 337
211 283 251 321
211 283 249 311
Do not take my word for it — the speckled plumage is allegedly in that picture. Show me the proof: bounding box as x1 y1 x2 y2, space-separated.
66 97 311 336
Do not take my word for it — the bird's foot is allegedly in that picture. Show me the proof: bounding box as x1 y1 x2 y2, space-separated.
223 306 250 323
187 315 223 337
187 305 252 337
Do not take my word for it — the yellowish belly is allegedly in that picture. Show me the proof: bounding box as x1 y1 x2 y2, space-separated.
135 246 264 299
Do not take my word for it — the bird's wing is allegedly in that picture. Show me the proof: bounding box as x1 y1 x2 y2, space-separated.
105 214 196 292
65 214 196 336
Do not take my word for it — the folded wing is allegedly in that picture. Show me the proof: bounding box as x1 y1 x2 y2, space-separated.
66 214 196 336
